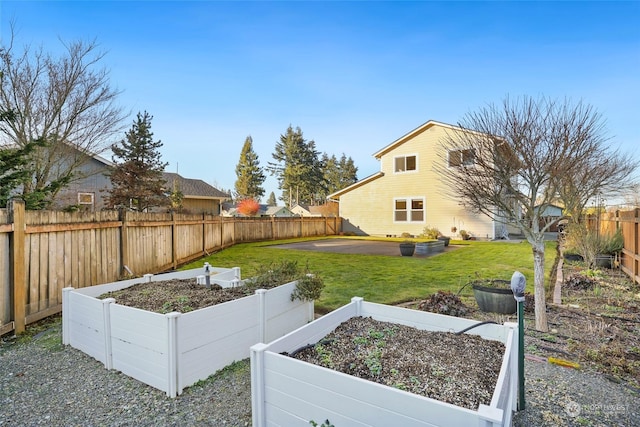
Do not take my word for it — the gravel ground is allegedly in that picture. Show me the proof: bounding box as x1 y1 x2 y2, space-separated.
1 317 638 427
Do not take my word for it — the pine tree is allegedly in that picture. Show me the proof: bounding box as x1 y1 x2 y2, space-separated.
266 191 277 206
234 136 266 201
107 111 168 211
268 125 324 207
337 153 358 188
0 109 70 209
319 153 358 202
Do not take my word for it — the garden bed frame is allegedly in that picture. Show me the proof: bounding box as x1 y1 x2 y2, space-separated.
251 297 517 427
62 264 314 397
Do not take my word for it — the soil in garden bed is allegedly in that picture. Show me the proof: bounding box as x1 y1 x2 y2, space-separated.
98 279 252 313
286 316 505 410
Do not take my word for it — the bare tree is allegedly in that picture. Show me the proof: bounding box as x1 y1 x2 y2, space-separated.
435 96 636 332
557 155 638 222
0 25 126 206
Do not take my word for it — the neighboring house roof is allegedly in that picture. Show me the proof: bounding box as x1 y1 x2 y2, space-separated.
263 205 293 216
162 172 229 199
220 202 293 217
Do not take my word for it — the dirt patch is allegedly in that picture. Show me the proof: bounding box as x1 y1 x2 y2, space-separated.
98 279 252 313
416 266 640 392
287 316 505 410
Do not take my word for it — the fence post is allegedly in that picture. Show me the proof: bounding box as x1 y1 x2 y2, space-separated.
119 209 129 277
8 199 26 334
635 208 640 285
171 212 178 270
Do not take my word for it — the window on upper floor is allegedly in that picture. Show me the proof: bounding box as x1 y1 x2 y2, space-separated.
448 149 475 167
394 155 417 173
394 197 424 222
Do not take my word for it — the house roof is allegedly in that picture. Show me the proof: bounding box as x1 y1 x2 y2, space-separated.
327 172 384 199
162 172 229 199
371 119 492 159
372 120 462 159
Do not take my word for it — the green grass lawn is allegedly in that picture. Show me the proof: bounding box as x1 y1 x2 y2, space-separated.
183 237 557 313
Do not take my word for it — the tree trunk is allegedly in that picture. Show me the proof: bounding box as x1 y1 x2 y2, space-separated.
532 241 549 332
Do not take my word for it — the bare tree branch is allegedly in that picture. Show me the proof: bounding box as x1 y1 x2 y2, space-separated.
433 96 637 331
0 24 127 204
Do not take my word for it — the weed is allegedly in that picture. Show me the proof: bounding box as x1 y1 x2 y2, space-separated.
309 420 334 427
364 348 383 376
368 329 385 340
315 344 335 369
352 336 368 346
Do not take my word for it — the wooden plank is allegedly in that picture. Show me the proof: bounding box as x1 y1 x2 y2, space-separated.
90 228 97 286
55 232 65 304
39 232 49 311
48 232 57 307
28 233 39 315
71 227 79 288
64 230 72 288
9 200 26 333
25 221 122 233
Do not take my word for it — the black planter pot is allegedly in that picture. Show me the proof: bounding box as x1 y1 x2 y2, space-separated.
595 254 614 269
437 236 451 247
399 243 415 257
472 280 516 314
563 253 584 262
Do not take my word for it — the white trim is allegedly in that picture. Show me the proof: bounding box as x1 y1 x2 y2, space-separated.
393 153 419 174
78 192 95 205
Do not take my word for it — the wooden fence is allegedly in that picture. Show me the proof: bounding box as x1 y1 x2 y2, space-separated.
0 199 341 335
589 208 640 286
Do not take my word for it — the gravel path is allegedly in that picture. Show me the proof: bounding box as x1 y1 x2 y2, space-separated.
1 318 638 427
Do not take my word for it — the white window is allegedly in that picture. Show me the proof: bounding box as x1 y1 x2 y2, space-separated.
448 149 475 167
394 155 417 173
78 192 94 206
394 198 424 222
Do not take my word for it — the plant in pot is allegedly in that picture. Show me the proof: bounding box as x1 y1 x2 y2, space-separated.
597 228 624 268
399 239 416 256
564 223 623 269
459 229 471 240
468 277 517 314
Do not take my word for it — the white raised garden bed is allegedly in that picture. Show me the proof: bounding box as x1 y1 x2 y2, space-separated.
251 297 517 427
62 264 314 397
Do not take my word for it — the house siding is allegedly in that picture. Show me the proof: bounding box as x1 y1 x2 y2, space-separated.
339 123 496 239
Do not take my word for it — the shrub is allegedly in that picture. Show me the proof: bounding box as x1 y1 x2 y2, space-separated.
420 226 441 240
245 260 324 302
417 291 469 317
237 198 260 216
564 223 624 267
564 273 598 291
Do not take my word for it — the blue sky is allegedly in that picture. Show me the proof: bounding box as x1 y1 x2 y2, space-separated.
1 1 639 201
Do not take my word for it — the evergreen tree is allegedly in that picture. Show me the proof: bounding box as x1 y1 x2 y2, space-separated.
266 191 277 206
320 153 358 202
0 109 70 209
268 125 324 207
234 136 266 201
107 111 168 211
337 153 358 188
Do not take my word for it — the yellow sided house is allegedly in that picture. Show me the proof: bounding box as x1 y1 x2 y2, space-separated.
329 120 511 240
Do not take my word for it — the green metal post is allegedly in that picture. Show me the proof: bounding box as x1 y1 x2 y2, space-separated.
518 299 525 411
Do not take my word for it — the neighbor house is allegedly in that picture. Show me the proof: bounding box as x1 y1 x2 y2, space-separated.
53 149 229 214
221 202 293 217
328 120 511 239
